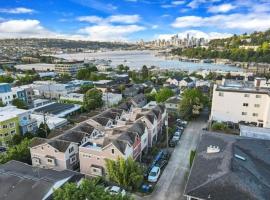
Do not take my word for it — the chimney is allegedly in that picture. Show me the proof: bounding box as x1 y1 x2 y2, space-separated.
255 78 261 88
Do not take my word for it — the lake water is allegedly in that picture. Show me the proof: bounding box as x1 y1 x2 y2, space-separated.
56 50 242 72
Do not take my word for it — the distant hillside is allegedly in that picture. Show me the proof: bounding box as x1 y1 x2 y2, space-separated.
0 38 137 50
209 29 270 48
171 29 270 63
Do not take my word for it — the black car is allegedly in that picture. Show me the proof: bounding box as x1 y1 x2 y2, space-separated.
169 140 176 147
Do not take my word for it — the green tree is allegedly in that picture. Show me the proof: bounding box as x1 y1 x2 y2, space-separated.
179 88 208 120
79 84 94 94
211 122 228 131
0 138 31 164
0 101 5 107
105 157 143 190
11 134 24 145
53 178 132 200
189 150 196 167
145 93 156 102
12 98 27 109
36 122 50 138
155 88 174 103
83 88 103 111
0 75 14 83
58 73 72 82
118 84 126 94
141 65 149 80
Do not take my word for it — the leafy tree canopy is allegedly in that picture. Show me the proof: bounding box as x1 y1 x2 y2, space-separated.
155 88 174 103
53 178 132 200
83 88 103 111
105 157 144 191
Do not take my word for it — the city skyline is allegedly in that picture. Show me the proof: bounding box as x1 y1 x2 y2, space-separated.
0 0 270 42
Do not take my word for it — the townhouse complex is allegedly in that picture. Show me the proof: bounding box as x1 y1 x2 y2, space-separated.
29 94 167 177
210 77 270 128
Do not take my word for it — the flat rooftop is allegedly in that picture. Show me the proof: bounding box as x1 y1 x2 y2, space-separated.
33 102 81 117
216 80 270 94
0 106 29 121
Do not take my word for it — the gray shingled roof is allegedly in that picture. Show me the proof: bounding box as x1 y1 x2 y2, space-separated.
91 116 110 126
0 160 82 200
185 131 270 200
47 140 71 152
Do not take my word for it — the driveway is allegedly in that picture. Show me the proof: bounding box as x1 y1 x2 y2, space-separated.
137 113 208 200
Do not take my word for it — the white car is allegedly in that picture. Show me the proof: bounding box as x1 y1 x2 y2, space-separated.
148 166 161 183
105 186 126 197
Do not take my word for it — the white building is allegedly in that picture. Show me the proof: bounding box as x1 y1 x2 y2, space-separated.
102 93 122 107
15 63 55 72
60 93 84 103
210 78 270 128
31 114 67 130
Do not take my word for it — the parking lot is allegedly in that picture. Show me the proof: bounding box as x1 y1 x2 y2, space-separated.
136 113 208 200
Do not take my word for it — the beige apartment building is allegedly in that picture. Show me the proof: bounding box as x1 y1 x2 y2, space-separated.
30 138 79 171
210 78 270 128
79 121 148 177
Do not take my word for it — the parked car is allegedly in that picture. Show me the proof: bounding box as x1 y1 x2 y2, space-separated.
169 139 176 147
173 131 182 141
105 186 126 197
0 147 6 153
148 166 161 182
161 150 171 160
177 119 188 127
156 159 168 169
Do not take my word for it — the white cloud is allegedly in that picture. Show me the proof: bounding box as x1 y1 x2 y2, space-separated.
187 0 221 9
156 30 232 40
0 7 35 14
208 3 236 13
0 20 53 38
172 13 270 31
79 24 145 41
172 1 186 5
75 14 144 41
77 16 103 23
77 14 140 24
0 19 145 41
152 25 158 29
108 15 140 24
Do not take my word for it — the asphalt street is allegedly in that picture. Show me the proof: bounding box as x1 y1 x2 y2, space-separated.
136 114 207 200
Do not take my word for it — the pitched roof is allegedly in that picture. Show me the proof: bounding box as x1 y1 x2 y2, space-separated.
0 160 82 200
47 140 71 152
128 120 146 136
29 137 47 148
91 116 111 126
185 131 270 200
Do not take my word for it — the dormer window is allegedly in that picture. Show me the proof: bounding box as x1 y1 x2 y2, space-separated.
112 149 115 154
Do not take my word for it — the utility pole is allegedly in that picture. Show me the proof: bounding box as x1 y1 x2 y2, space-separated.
165 113 169 149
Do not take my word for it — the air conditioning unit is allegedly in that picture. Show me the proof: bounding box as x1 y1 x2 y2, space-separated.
207 145 220 153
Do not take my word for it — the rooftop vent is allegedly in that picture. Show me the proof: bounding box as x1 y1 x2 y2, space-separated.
207 145 220 154
234 154 246 161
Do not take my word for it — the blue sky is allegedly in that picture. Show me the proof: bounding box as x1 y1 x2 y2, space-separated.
0 0 270 41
